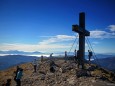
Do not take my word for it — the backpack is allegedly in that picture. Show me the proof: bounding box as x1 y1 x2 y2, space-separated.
16 69 23 80
89 52 93 56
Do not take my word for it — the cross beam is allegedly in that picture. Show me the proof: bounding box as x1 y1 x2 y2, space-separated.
72 25 90 36
72 12 90 69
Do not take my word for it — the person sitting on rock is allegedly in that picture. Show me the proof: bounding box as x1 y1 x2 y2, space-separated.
5 79 11 86
50 61 59 73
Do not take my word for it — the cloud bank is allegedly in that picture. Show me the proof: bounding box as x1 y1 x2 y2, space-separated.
90 30 115 38
89 25 115 38
107 25 115 32
39 35 75 45
0 25 115 52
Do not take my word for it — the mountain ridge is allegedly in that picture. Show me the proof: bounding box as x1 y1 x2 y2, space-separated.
0 58 115 86
0 55 39 70
0 50 42 55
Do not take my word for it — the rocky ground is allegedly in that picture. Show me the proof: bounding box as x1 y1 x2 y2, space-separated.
0 58 115 86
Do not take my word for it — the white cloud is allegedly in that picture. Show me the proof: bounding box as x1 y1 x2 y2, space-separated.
90 30 115 38
0 43 71 52
0 43 37 52
107 25 115 32
0 35 77 52
0 29 114 53
92 41 99 44
39 35 75 45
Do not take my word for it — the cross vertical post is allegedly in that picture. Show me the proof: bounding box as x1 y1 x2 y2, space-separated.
79 13 85 69
72 12 90 69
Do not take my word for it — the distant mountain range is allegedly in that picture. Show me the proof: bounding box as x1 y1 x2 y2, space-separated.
0 50 42 55
0 53 115 72
93 56 115 71
0 50 115 71
0 50 115 58
0 55 39 70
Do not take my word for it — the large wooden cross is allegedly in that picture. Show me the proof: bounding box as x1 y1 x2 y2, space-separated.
72 12 90 69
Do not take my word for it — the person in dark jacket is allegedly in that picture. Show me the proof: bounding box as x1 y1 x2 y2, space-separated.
77 50 80 68
88 50 93 64
32 59 37 72
14 66 20 81
16 69 23 86
5 79 11 86
65 51 67 62
74 49 78 62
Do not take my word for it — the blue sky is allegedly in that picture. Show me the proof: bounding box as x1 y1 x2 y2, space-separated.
0 0 115 54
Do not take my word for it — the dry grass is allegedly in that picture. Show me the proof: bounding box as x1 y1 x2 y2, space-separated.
0 59 115 86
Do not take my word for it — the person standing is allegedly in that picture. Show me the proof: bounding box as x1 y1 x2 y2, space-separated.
16 69 23 86
33 59 37 72
49 53 54 60
74 49 77 62
41 55 43 62
88 50 93 64
14 66 20 81
65 51 67 62
77 50 80 68
50 53 53 58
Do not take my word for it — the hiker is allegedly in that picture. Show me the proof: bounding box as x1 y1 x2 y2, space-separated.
65 51 67 62
50 53 53 60
77 50 80 68
88 50 93 64
74 49 78 62
16 68 23 86
50 61 55 73
14 66 20 81
32 59 37 72
50 60 59 73
5 79 11 86
41 55 43 62
50 53 53 58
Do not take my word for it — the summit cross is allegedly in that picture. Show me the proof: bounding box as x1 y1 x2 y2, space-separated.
72 12 90 69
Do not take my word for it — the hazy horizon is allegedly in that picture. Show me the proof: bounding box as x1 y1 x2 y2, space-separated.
0 50 115 57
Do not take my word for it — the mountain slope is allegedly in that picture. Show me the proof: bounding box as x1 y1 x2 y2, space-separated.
0 58 115 86
93 57 115 71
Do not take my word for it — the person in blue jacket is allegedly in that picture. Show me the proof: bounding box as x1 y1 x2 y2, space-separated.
16 68 23 86
14 66 20 81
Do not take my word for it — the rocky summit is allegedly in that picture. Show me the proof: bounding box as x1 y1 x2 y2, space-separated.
0 58 115 86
